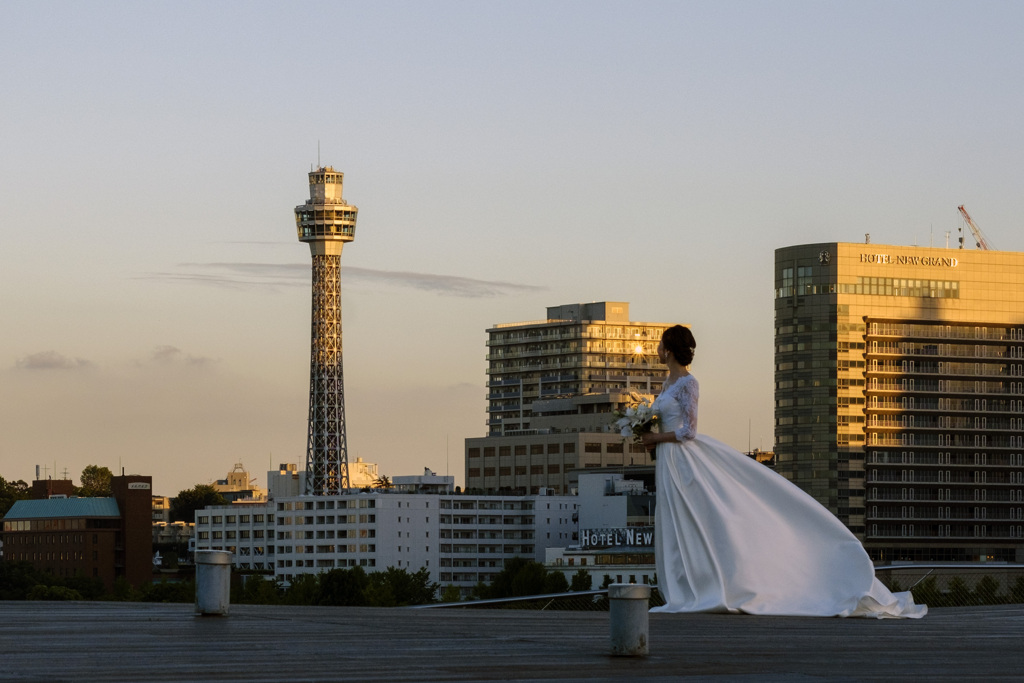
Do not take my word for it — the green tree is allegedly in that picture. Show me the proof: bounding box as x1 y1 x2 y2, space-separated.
1009 576 1024 604
316 567 370 606
63 575 105 601
372 475 393 490
0 561 48 600
108 576 142 602
469 580 489 601
284 573 320 605
570 569 593 592
170 484 227 522
364 573 398 607
544 570 569 594
479 557 567 600
375 566 438 606
440 584 462 603
140 579 194 603
0 476 30 516
909 575 944 608
974 576 1002 605
947 576 972 606
233 574 281 605
77 465 113 497
26 585 83 601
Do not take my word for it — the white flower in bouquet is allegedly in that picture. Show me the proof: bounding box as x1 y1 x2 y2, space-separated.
611 393 659 443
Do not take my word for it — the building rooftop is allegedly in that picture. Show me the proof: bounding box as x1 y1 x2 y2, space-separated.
0 601 1020 681
4 497 120 520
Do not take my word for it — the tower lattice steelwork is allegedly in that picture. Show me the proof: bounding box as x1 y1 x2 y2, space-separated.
294 166 358 495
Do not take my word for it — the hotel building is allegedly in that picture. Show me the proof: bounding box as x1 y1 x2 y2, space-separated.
775 242 1024 562
465 302 673 494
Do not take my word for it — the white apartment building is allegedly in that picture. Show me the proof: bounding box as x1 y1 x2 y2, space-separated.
194 489 578 595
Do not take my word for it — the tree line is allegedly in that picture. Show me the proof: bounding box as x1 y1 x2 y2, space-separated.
0 554 601 605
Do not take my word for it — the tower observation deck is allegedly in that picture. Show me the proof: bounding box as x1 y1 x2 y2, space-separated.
294 166 358 495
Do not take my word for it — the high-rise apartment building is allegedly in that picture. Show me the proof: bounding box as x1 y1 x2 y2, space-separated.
465 302 673 494
775 242 1024 562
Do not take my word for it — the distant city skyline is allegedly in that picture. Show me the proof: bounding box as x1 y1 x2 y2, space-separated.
2 2 1024 496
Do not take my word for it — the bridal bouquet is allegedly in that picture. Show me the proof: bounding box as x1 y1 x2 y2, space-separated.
612 394 659 458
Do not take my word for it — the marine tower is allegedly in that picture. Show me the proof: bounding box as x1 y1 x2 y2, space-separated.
295 166 358 494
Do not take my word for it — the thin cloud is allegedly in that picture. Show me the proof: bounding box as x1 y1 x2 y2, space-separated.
15 351 93 371
148 345 216 368
349 267 544 298
140 263 545 298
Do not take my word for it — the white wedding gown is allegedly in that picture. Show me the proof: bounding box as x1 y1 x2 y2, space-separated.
650 374 926 618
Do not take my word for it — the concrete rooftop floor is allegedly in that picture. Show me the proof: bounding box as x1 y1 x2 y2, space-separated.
0 601 1021 682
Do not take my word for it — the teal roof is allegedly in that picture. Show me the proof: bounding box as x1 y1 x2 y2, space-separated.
3 497 120 520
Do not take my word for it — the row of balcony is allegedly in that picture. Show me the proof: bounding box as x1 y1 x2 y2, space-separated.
866 420 1023 431
870 382 1023 396
439 544 535 555
869 402 1022 413
869 474 1024 485
866 366 1021 378
865 325 1023 341
867 529 1024 540
438 516 535 526
866 436 1023 449
488 327 663 340
868 492 1023 502
487 364 658 376
869 514 1024 522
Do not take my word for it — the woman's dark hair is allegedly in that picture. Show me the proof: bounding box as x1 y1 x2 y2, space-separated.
662 325 696 366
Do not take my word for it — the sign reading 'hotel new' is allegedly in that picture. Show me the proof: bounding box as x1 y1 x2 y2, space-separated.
580 526 655 550
860 253 959 268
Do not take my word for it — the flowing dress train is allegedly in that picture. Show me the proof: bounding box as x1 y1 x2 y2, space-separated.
650 374 926 618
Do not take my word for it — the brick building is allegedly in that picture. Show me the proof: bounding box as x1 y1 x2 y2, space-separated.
1 475 154 589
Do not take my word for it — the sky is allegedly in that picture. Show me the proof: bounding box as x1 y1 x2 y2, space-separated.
2 1 1024 496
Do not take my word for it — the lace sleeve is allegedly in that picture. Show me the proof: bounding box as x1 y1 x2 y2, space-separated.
667 375 699 441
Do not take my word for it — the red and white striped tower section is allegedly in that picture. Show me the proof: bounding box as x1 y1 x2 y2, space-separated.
294 166 358 494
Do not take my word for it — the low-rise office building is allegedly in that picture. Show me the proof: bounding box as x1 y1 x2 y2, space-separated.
1 475 154 589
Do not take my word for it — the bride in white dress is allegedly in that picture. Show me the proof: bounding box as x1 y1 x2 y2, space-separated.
640 326 926 618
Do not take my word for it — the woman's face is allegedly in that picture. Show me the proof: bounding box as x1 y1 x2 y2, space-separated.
657 339 667 364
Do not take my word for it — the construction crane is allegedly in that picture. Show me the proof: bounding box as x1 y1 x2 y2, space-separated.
957 205 996 250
